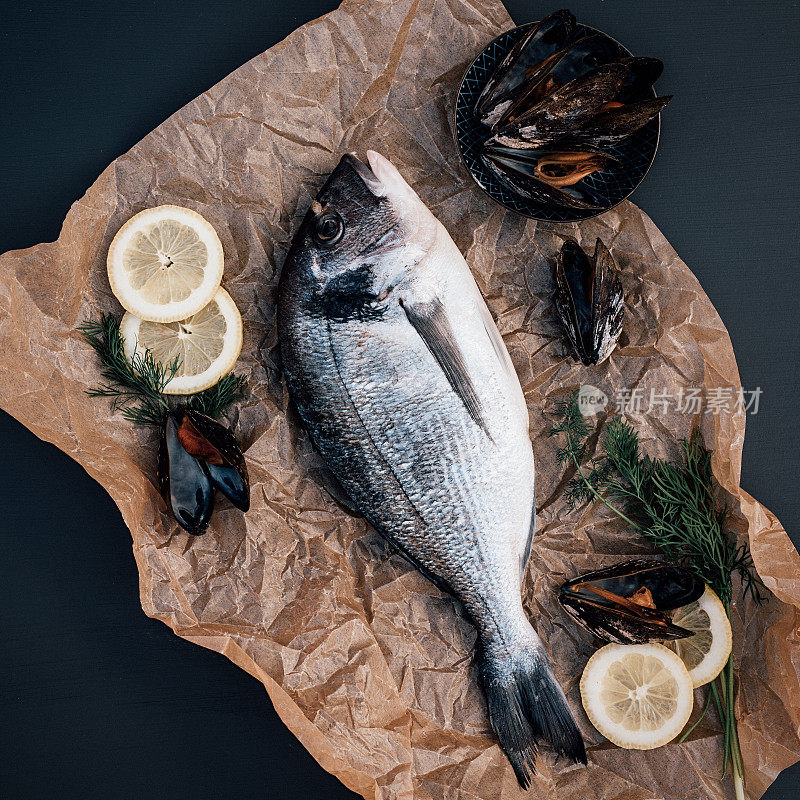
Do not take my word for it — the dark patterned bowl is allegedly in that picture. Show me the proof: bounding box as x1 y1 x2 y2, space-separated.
454 22 662 223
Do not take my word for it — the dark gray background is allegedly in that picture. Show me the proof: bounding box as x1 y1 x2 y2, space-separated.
1 1 798 798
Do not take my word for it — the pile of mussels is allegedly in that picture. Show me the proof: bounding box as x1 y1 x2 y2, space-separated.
474 9 671 211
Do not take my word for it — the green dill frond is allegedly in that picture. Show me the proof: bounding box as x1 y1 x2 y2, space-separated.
603 417 642 477
79 314 174 427
585 457 613 490
187 372 248 418
732 543 767 604
548 392 591 439
556 444 581 467
564 476 594 509
548 391 592 462
564 458 614 511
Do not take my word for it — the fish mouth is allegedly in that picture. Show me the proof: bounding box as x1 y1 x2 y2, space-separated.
337 152 385 196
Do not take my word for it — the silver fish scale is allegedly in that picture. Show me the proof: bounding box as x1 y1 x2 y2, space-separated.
325 306 533 640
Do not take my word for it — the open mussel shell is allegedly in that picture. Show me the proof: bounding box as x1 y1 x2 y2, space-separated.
559 559 705 645
482 157 598 210
475 9 577 126
481 144 616 211
553 237 624 365
534 150 619 186
158 413 215 535
178 408 250 512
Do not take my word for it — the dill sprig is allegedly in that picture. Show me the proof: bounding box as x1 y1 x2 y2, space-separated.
79 313 246 426
603 418 762 607
79 314 176 426
549 389 765 800
187 372 247 417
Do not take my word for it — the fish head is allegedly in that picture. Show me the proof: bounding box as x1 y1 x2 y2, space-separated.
281 151 438 319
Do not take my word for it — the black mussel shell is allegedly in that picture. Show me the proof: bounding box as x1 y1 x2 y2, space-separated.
475 9 577 126
179 408 250 512
565 95 672 147
589 239 625 363
563 559 705 611
559 593 692 644
559 559 705 645
553 237 624 365
494 63 629 149
615 56 664 103
482 152 599 211
206 463 249 511
497 33 625 129
555 239 594 349
158 413 214 535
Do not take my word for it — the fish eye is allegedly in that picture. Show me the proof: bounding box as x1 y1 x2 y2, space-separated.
313 210 345 247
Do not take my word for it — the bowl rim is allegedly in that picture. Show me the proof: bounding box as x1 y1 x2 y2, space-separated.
453 20 662 223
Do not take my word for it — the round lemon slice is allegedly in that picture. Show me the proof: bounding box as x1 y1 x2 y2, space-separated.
664 586 732 687
108 205 224 323
580 643 693 750
120 287 242 395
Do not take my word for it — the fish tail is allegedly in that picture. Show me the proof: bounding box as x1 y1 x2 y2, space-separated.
479 628 586 788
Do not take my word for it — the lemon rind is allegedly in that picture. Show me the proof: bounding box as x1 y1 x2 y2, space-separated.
120 287 242 396
580 642 694 750
108 205 224 324
668 586 733 688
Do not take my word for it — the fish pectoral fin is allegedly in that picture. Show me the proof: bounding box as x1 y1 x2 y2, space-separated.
400 295 490 436
478 300 515 382
374 528 454 596
519 498 535 580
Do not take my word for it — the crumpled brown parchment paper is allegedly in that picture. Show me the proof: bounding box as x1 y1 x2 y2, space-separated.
0 0 798 798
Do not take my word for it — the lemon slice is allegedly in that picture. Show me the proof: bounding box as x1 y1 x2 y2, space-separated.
664 586 732 687
108 205 224 323
120 287 242 394
580 643 694 750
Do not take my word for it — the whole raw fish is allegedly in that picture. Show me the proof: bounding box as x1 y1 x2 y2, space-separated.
277 151 585 785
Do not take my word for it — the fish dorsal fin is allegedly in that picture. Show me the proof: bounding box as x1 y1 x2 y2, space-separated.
400 295 490 436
